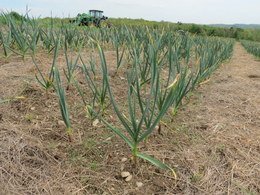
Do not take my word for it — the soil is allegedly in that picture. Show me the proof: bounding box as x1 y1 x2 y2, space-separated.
0 43 259 194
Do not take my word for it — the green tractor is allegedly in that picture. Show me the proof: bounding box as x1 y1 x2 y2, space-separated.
70 10 109 27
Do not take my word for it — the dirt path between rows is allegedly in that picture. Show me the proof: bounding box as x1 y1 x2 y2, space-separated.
0 43 259 194
173 43 260 194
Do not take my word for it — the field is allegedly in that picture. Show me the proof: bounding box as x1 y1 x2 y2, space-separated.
0 14 260 194
241 40 260 58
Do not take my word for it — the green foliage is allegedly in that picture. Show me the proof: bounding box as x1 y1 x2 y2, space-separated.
97 43 178 174
107 18 259 41
33 38 60 92
89 30 233 173
63 46 80 89
53 66 73 142
79 53 108 117
241 40 260 58
0 11 27 24
0 13 236 174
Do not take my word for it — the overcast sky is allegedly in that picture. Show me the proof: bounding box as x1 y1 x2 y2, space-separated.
0 0 259 24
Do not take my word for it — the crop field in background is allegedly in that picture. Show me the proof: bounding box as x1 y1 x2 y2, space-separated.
241 40 260 58
0 13 259 194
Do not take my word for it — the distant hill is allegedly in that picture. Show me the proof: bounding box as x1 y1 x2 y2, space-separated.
210 24 260 29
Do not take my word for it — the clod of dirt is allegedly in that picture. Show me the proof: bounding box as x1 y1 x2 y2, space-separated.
109 68 117 77
121 171 130 178
120 164 125 171
92 119 99 127
121 157 127 162
136 182 143 188
57 120 65 127
125 175 133 182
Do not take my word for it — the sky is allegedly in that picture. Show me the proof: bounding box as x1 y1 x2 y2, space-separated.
0 0 259 24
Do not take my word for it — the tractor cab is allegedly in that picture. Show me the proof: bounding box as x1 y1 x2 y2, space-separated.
89 10 103 18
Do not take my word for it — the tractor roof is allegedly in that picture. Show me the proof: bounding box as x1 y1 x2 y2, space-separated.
89 10 104 13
